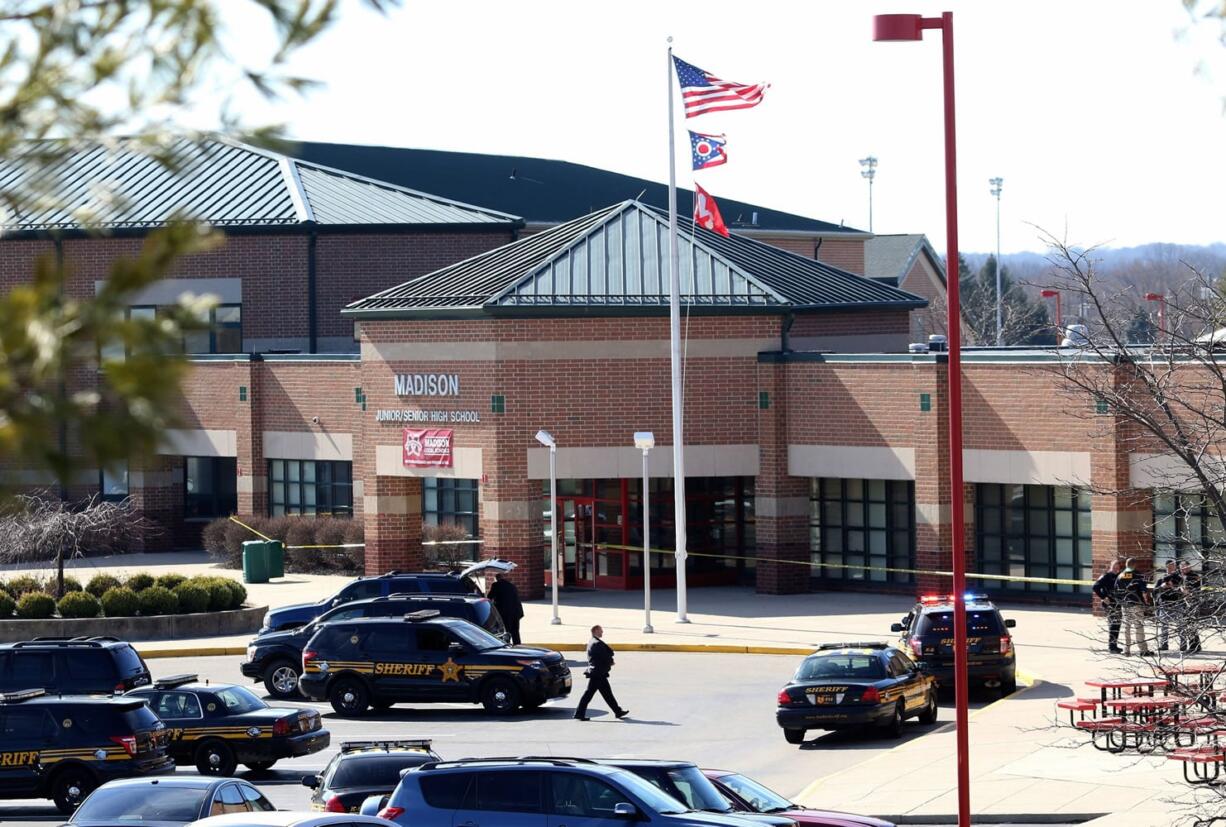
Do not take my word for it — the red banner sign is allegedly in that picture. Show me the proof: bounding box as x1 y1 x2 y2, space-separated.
403 428 453 468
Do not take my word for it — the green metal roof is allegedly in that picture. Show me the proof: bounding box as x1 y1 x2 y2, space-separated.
344 200 926 319
0 138 520 233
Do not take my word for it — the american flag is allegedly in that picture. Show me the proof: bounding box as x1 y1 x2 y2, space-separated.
673 55 769 119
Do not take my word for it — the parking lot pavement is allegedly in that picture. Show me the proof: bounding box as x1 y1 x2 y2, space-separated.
0 651 994 827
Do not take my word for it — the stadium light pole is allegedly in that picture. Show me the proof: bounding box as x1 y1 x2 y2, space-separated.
859 155 878 232
535 429 561 625
989 177 1003 345
1040 289 1062 343
873 13 971 827
634 432 656 633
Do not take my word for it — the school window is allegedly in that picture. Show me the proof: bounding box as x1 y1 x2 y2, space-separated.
810 478 915 584
100 462 129 502
184 457 237 519
184 304 242 354
976 484 1092 594
268 460 353 517
1154 492 1225 566
423 478 479 537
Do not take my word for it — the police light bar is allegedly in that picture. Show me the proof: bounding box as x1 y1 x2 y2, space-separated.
817 641 889 651
919 594 955 605
0 688 46 703
153 674 199 689
964 593 989 602
340 739 433 753
403 610 442 622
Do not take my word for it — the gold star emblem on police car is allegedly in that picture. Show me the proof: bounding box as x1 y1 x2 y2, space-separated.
438 657 463 682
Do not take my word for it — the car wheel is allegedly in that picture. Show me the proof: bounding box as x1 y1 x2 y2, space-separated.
783 728 805 745
195 740 238 776
245 760 276 772
263 659 302 699
480 677 522 714
883 703 905 739
329 677 370 716
918 690 938 725
50 766 96 814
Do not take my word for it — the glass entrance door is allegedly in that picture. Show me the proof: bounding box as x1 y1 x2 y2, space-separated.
562 498 597 589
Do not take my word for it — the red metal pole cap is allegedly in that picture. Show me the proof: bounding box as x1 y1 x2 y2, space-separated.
873 14 924 41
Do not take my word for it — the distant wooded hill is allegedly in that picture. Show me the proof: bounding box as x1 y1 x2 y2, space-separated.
964 243 1226 291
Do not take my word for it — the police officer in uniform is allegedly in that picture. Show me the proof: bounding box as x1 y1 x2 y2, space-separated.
1116 558 1153 657
574 625 629 721
1180 561 1203 654
1153 560 1182 651
1092 560 1122 654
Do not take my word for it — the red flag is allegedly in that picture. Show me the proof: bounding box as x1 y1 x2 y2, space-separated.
693 183 729 237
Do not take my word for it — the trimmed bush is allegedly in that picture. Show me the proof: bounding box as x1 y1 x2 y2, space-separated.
0 593 16 618
61 576 83 593
190 576 235 612
57 591 101 619
138 586 178 616
6 575 44 596
219 579 246 610
173 582 210 614
126 573 156 592
100 587 140 618
86 574 122 598
16 591 56 619
155 573 187 591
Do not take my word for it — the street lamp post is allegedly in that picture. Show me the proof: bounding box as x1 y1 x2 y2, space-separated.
989 177 1003 345
634 432 655 634
1040 289 1062 344
535 429 561 625
859 155 878 232
1145 293 1166 342
873 13 971 827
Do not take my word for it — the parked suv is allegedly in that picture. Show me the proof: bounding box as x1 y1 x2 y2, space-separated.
375 757 766 827
298 612 570 715
597 760 796 827
891 594 1017 694
244 595 508 699
0 688 173 812
259 571 479 633
0 636 151 695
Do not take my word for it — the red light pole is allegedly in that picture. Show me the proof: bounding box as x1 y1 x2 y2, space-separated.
873 13 971 827
1145 292 1166 341
1040 289 1062 342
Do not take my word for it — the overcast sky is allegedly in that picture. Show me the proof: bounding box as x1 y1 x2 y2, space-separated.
210 0 1226 255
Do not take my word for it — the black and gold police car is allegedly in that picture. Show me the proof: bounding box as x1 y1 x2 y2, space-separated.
775 642 938 745
127 674 329 776
304 739 440 813
890 594 1018 694
298 610 571 716
0 688 174 813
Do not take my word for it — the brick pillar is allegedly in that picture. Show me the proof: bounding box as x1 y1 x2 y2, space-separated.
363 475 423 573
235 359 267 516
129 455 182 551
482 439 544 601
913 359 958 596
755 361 810 594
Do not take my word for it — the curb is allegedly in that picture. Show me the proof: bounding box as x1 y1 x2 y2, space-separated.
136 641 817 659
139 646 248 659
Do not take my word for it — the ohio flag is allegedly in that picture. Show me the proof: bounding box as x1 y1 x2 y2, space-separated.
690 131 727 170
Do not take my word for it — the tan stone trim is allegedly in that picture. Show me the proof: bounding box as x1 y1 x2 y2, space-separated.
374 444 483 478
263 430 353 461
1092 509 1152 534
236 475 267 494
159 429 237 458
364 339 779 363
362 494 423 516
755 496 810 518
1128 452 1215 491
788 445 915 481
913 502 971 526
963 449 1090 487
789 333 911 353
526 444 759 480
484 500 533 521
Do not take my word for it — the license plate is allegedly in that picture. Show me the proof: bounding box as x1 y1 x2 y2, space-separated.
564 677 572 689
809 694 843 706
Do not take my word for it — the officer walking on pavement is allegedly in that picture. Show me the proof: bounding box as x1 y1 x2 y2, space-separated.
1116 558 1153 657
1092 559 1122 654
488 571 524 645
574 625 629 721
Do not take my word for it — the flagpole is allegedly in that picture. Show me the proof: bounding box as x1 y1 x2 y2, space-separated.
666 38 690 623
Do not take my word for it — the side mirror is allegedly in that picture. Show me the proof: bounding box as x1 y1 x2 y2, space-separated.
302 774 319 789
1004 619 1017 628
914 661 930 673
613 803 639 819
331 598 342 608
890 623 904 633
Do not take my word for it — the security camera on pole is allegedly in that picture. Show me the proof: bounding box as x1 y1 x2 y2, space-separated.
534 429 561 625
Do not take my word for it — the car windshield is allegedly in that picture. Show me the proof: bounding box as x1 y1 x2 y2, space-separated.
213 685 266 714
717 774 793 813
447 621 505 651
330 754 430 788
71 785 207 821
606 770 690 815
796 654 885 681
650 766 733 812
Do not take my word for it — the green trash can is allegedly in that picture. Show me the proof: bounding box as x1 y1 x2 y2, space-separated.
242 540 269 584
266 540 285 579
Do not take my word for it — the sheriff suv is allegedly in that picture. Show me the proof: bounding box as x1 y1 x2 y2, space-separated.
890 594 1018 694
0 636 151 695
304 739 440 814
127 674 329 776
0 688 174 813
298 611 570 715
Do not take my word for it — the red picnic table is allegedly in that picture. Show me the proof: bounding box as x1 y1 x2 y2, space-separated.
1099 696 1197 753
1085 678 1169 705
